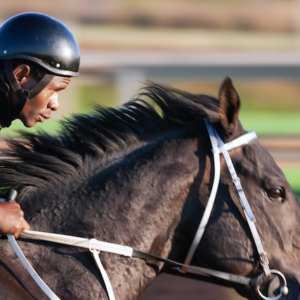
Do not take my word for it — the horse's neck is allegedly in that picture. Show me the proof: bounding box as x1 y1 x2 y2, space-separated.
19 137 207 299
94 137 204 298
97 138 203 255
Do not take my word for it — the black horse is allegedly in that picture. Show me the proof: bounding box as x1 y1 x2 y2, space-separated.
0 77 299 300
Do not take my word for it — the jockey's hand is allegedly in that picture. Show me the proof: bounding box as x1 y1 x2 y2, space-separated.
0 202 30 238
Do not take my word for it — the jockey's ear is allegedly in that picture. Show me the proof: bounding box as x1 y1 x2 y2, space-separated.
13 64 31 85
218 77 240 133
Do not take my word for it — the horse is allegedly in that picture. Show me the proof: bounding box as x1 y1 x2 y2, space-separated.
0 77 299 300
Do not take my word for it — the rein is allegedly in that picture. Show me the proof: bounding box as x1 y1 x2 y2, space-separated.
7 120 289 300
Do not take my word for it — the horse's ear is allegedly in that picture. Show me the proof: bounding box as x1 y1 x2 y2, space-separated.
218 77 240 133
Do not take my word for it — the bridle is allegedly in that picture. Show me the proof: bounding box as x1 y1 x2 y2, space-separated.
181 119 289 300
6 119 289 300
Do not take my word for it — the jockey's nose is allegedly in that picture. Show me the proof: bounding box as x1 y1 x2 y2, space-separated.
48 96 59 111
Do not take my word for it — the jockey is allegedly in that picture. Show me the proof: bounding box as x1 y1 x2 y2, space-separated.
0 12 80 237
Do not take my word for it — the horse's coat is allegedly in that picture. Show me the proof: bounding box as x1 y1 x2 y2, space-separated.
0 77 299 299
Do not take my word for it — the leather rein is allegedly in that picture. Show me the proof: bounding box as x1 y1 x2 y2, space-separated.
7 119 289 300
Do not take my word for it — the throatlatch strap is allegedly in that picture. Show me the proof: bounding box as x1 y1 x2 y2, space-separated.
4 60 30 116
3 61 21 93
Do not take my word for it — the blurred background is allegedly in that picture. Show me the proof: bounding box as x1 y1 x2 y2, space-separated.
1 1 300 299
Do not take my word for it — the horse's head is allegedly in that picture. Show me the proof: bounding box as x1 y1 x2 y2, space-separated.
174 77 300 300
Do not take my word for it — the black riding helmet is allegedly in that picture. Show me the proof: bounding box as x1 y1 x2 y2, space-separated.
0 12 80 125
0 12 80 76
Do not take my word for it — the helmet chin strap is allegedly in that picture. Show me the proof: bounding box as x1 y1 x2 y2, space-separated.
4 60 54 117
0 71 12 128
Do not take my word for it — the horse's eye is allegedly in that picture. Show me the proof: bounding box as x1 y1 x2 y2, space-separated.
267 187 285 202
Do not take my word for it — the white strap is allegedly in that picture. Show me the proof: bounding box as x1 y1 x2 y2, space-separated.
213 129 271 276
215 130 256 221
89 239 115 300
182 120 257 272
9 231 122 300
215 131 257 153
246 214 271 276
91 250 115 300
15 228 283 299
182 119 221 270
13 231 134 300
20 230 133 257
18 231 134 300
7 234 60 300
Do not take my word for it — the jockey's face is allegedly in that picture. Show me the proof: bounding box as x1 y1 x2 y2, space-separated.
19 75 71 127
11 64 71 127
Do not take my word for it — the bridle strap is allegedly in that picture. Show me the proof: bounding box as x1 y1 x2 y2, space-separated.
210 123 271 277
16 229 286 291
182 119 258 269
18 230 255 287
181 120 221 270
215 129 256 221
181 120 290 299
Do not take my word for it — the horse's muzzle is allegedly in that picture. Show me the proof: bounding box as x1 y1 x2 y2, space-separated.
267 274 300 300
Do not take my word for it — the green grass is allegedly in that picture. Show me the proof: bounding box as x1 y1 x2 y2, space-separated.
240 111 300 135
76 84 117 112
0 119 63 137
282 169 300 200
240 110 300 199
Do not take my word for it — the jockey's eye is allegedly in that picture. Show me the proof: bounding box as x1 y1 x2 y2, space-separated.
267 187 285 202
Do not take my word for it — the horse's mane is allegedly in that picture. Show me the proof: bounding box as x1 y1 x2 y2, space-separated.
0 82 220 193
